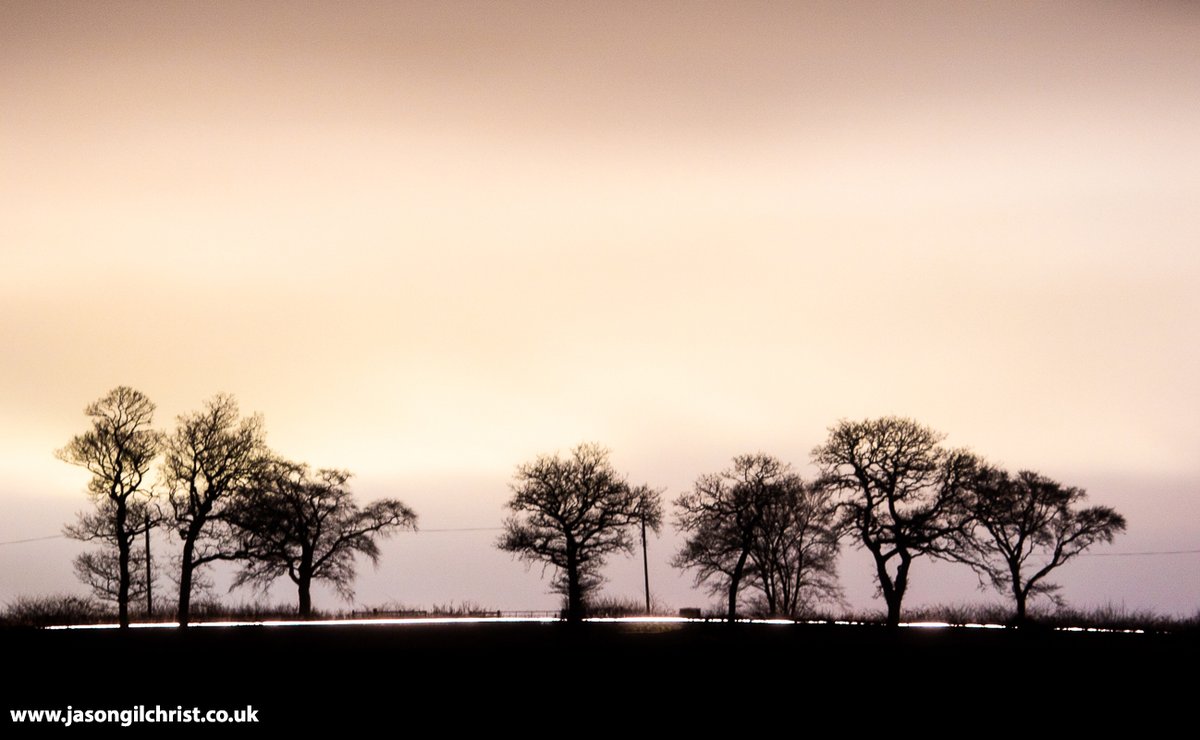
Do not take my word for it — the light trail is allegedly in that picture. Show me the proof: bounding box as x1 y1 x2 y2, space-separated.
41 616 1143 633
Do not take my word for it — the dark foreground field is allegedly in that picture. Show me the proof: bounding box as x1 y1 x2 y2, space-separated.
3 622 1195 732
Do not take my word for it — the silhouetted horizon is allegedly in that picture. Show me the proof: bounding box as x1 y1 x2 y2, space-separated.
2 0 1196 645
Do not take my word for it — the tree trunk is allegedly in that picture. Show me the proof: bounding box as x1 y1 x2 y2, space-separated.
1010 561 1028 628
873 555 896 628
298 579 312 619
887 554 911 629
875 551 910 629
178 503 210 628
885 595 903 629
178 537 195 628
1014 583 1028 627
727 548 750 621
297 547 314 619
565 538 583 622
116 500 130 629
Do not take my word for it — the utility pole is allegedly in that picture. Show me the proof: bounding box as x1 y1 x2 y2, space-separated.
641 513 650 614
144 513 152 620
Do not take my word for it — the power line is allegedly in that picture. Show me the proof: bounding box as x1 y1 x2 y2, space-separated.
1 530 1196 555
0 526 505 547
1078 548 1200 557
0 534 65 546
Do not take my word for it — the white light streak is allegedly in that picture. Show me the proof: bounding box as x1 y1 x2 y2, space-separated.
39 616 1145 633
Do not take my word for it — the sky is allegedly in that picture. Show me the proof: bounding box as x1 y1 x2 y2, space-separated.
1 1 1197 617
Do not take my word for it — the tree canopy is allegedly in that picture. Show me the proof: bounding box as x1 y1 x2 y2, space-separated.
162 394 271 626
673 454 840 619
231 460 417 618
673 454 788 620
57 386 163 628
812 417 977 628
954 467 1126 624
748 475 842 618
498 442 661 621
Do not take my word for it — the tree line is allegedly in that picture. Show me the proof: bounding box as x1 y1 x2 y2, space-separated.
57 387 1125 629
57 387 416 628
498 420 1126 628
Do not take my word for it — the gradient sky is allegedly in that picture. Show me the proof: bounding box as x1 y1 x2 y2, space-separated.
2 1 1197 616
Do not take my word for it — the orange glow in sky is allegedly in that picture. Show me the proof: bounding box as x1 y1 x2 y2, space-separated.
2 1 1197 615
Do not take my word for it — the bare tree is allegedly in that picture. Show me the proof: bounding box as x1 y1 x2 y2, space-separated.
68 497 157 614
497 443 661 621
231 460 417 618
812 417 977 628
955 467 1127 625
162 394 270 626
671 454 790 620
748 476 842 618
58 386 163 629
673 454 841 619
73 548 151 611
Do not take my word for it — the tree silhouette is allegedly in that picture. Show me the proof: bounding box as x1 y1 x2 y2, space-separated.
955 467 1127 624
748 475 842 618
812 417 977 628
73 550 151 610
58 387 163 629
231 460 417 618
162 394 271 627
69 499 155 612
672 454 839 619
498 443 661 621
